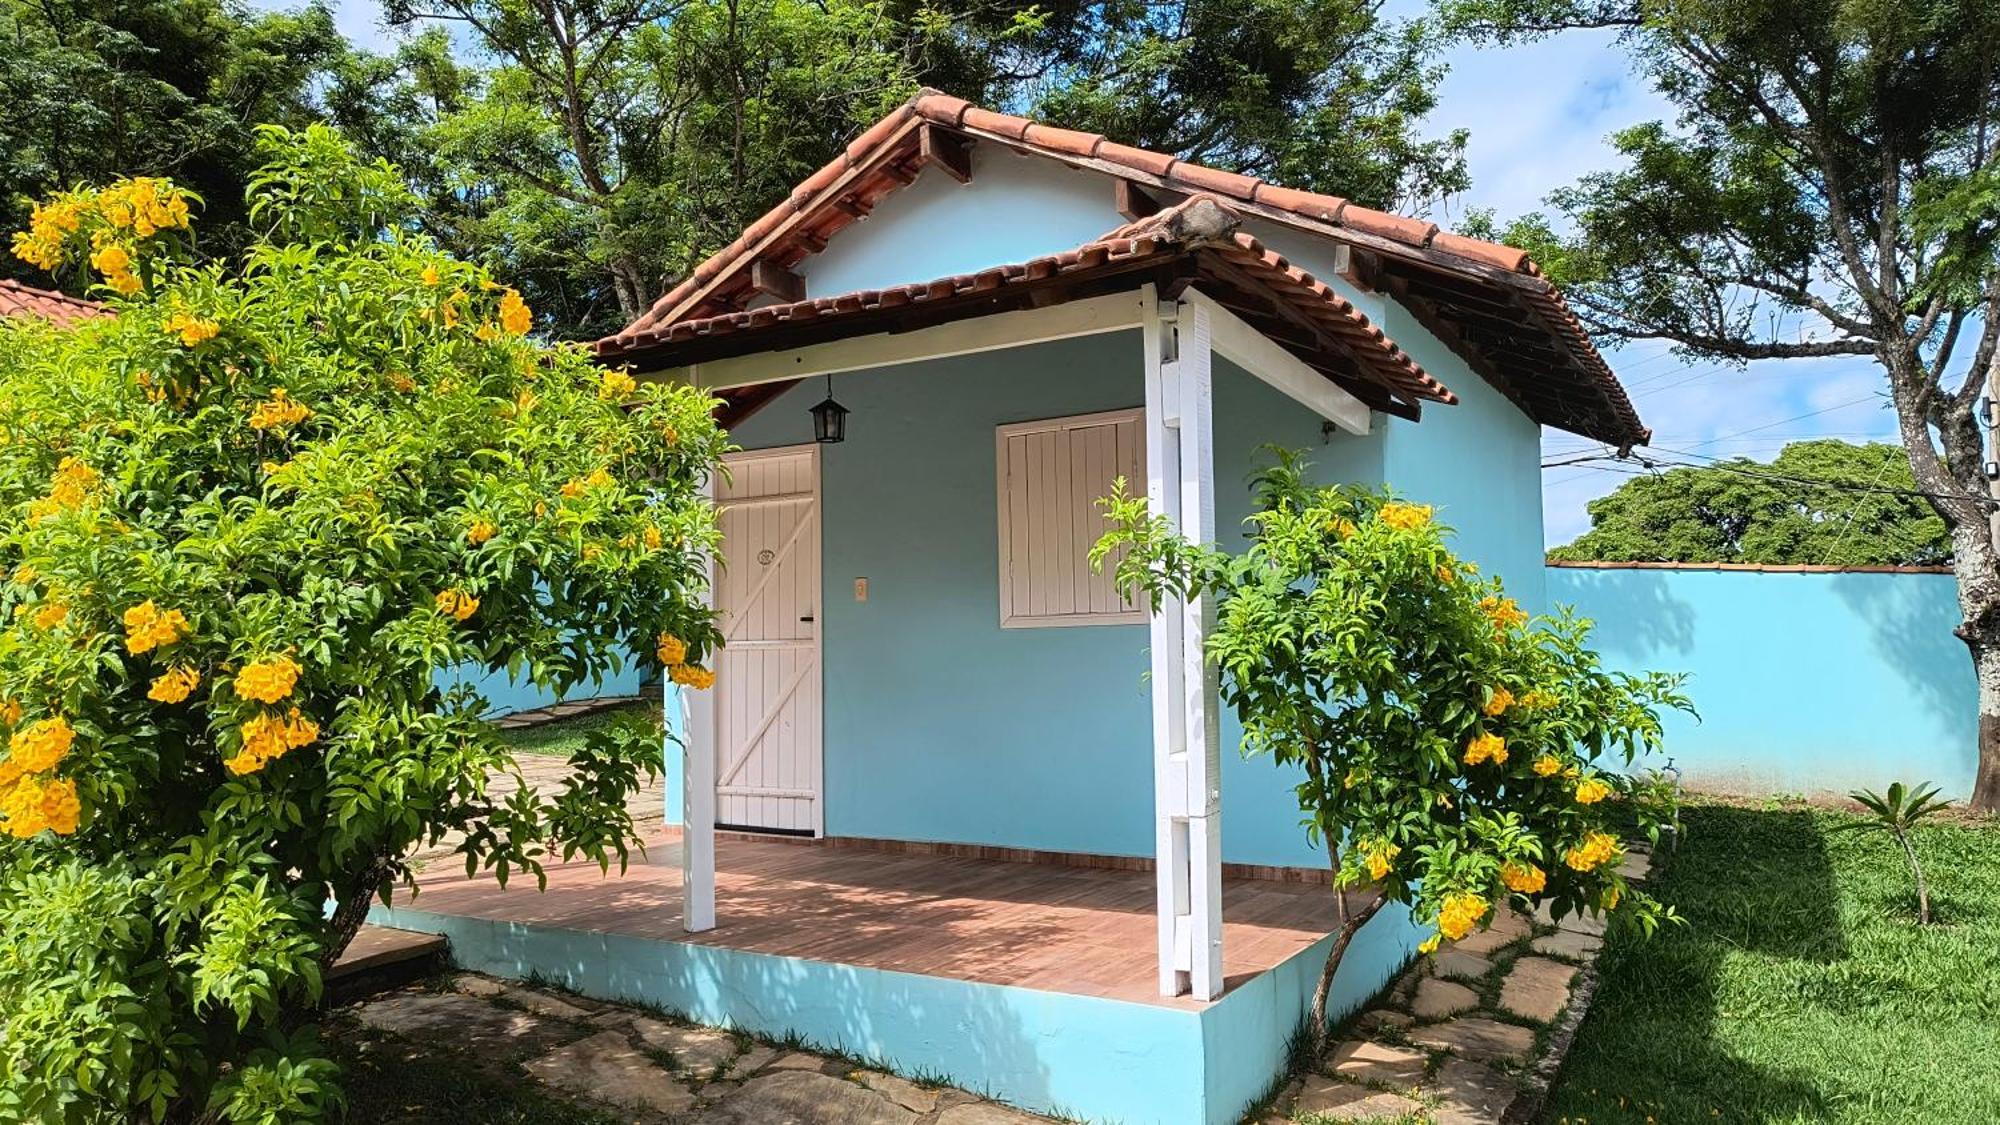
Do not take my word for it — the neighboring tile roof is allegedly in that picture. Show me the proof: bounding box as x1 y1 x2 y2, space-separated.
0 279 105 327
601 91 1647 446
603 195 1454 424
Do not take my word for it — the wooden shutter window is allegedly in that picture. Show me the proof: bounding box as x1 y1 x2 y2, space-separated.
996 408 1147 628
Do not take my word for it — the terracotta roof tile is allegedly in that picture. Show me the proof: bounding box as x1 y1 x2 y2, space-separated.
602 90 1647 445
601 194 1450 414
0 280 106 327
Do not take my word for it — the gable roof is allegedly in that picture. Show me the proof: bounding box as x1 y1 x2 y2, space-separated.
602 194 1455 426
0 279 105 327
599 91 1648 446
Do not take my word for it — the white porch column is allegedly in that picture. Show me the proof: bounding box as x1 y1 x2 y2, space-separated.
682 493 718 934
1143 286 1225 1000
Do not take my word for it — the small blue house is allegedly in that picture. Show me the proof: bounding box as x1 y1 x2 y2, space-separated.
381 92 1646 1124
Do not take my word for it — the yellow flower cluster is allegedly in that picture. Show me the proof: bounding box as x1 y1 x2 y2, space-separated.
123 601 191 654
1364 841 1400 881
1533 754 1564 777
10 717 74 773
1479 596 1528 633
0 773 81 837
1564 831 1620 872
11 197 82 271
670 664 717 690
0 700 18 726
643 525 663 551
31 601 68 631
90 243 141 295
164 313 220 347
1377 502 1433 531
226 708 319 775
1436 565 1456 584
467 519 498 545
560 467 615 499
499 289 533 335
436 589 479 622
45 457 99 511
1436 892 1489 941
600 371 637 401
657 632 714 690
235 655 301 703
1501 862 1547 894
1482 686 1514 717
1573 777 1613 805
94 177 191 238
1463 732 1507 766
248 389 311 430
148 665 201 704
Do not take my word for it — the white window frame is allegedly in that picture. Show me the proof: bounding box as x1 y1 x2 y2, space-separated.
994 407 1148 629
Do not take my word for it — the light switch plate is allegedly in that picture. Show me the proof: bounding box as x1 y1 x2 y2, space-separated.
854 577 869 602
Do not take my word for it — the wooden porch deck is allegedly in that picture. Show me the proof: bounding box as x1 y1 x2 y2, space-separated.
402 829 1353 1008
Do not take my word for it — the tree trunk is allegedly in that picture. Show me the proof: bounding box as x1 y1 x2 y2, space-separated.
320 855 396 975
1308 888 1386 1052
1971 642 2000 813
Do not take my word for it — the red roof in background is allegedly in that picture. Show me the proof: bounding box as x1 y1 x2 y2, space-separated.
601 194 1455 424
598 91 1648 446
0 279 105 327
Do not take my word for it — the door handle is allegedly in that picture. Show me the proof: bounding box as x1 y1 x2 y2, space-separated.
799 615 815 622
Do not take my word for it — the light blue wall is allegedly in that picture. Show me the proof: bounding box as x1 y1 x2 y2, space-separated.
370 895 1420 1125
1547 566 1977 798
716 331 1383 868
799 148 1122 299
438 661 645 717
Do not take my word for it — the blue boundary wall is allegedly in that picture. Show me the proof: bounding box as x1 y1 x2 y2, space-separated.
436 661 647 717
369 898 1420 1125
1547 562 1976 799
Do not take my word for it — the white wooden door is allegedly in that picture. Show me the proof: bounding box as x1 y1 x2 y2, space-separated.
713 446 823 835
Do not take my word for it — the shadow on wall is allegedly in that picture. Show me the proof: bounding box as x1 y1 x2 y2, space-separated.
1545 568 1699 663
1828 572 1968 732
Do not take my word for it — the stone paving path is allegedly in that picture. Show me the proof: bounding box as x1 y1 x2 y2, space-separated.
349 973 1058 1124
1263 849 1650 1125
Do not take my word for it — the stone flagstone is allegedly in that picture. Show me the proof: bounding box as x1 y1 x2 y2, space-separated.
1431 948 1496 982
1499 957 1577 1024
856 1070 941 1114
621 1014 741 1076
1406 1017 1536 1065
934 1103 1052 1125
1530 929 1603 960
1428 1058 1516 1125
1411 977 1480 1020
1328 1040 1427 1086
695 1070 914 1125
1292 1075 1425 1120
525 1029 699 1116
354 990 576 1062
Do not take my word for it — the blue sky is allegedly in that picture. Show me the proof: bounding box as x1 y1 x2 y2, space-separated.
271 0 1900 544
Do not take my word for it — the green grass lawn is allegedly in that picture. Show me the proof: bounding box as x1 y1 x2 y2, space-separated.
1545 801 2000 1124
494 701 662 757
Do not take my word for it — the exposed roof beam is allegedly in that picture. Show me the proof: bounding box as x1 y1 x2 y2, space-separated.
750 260 805 304
919 124 973 183
1180 287 1371 436
1114 178 1163 221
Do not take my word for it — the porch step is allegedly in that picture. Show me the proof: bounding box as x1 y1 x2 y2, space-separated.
328 925 449 1004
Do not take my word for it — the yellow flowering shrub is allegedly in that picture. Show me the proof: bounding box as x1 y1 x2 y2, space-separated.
1095 450 1690 1043
0 127 726 1122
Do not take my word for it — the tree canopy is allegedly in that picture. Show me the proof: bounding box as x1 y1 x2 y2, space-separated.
1550 441 1953 566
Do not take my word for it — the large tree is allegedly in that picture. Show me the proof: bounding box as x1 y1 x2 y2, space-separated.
0 0 346 291
349 0 1467 339
1551 440 1953 565
1439 0 2000 808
